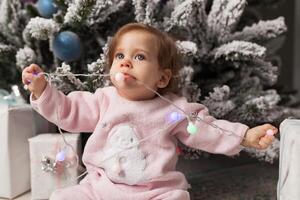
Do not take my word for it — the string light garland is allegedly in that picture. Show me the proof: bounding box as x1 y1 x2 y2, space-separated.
24 70 275 184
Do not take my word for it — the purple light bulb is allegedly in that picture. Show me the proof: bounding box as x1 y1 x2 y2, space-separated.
56 150 66 162
167 112 183 124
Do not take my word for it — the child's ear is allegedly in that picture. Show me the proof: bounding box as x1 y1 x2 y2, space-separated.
156 69 172 89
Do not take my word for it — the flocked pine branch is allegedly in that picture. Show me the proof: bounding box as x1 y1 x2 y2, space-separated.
16 46 37 69
176 40 199 64
170 0 208 50
0 0 24 47
87 0 126 26
23 17 60 41
132 0 160 26
210 40 266 62
225 17 287 44
178 65 201 102
207 0 246 43
64 0 96 25
52 62 88 93
202 85 236 117
250 59 278 86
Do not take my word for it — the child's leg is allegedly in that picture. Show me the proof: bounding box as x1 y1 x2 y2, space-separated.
152 189 190 200
49 183 96 200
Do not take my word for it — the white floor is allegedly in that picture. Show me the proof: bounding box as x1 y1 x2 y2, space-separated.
0 191 31 200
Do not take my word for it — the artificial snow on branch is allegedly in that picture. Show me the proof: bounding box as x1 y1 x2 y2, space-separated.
176 40 199 62
0 0 24 47
202 85 236 117
16 46 37 69
87 0 126 26
210 40 266 62
64 0 96 25
207 0 246 43
23 17 60 41
225 17 287 44
245 89 281 111
170 0 208 47
178 66 201 102
52 62 87 93
170 0 206 29
251 59 278 86
132 0 160 26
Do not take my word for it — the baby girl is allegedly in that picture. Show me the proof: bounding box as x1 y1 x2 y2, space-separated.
22 23 277 200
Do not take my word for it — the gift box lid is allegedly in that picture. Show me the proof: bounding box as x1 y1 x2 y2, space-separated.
29 133 80 143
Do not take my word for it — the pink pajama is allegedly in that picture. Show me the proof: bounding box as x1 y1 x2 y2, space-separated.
50 170 190 200
50 186 189 200
32 85 248 200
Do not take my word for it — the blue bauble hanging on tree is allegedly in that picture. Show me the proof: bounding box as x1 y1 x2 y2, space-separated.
52 31 83 62
36 0 58 18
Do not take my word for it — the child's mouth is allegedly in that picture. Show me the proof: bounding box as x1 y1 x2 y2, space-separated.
123 73 136 80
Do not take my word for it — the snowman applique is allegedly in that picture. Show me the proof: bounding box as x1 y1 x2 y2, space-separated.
98 124 147 185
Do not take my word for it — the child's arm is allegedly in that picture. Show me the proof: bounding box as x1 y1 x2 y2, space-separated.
22 64 101 133
173 100 277 155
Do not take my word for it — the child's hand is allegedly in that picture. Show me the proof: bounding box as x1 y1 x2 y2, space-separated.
241 124 278 149
22 63 47 99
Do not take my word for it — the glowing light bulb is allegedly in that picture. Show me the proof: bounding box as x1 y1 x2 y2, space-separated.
187 122 198 135
167 112 183 124
266 129 274 136
170 112 182 121
23 71 38 90
56 150 66 162
115 72 125 82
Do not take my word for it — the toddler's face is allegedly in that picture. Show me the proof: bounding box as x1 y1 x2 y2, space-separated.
110 30 168 101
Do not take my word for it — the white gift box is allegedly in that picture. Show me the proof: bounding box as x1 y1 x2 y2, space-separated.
0 104 56 199
29 133 81 200
277 119 300 200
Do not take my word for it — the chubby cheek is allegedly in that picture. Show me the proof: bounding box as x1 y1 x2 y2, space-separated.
110 64 119 76
141 72 160 87
109 67 117 84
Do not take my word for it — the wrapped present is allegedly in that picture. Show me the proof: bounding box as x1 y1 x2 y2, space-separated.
0 104 56 199
277 119 300 200
29 133 81 200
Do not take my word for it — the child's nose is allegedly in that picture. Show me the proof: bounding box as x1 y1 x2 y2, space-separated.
120 60 132 68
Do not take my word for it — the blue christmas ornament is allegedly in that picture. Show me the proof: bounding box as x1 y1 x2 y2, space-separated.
52 31 82 62
36 0 58 18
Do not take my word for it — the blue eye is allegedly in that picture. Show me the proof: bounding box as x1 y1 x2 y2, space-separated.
135 54 145 61
115 53 124 59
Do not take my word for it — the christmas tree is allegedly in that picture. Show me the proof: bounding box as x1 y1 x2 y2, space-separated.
0 0 298 163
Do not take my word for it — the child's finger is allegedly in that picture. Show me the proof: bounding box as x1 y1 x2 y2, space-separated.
259 124 278 138
272 127 278 135
258 141 269 149
261 124 275 132
30 64 43 73
259 135 274 149
22 72 37 84
22 72 35 85
26 64 43 76
263 135 274 142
